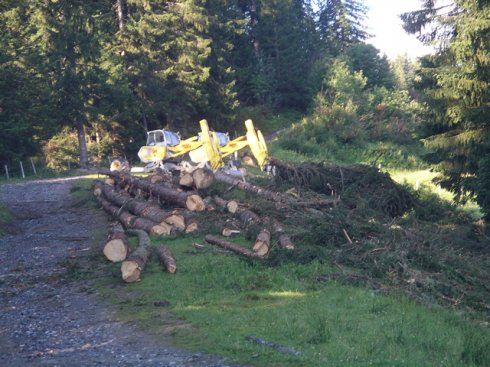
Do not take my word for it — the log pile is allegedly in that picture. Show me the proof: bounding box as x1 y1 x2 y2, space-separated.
94 167 299 283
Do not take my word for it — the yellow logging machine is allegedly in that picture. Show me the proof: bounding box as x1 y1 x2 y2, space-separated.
137 119 268 172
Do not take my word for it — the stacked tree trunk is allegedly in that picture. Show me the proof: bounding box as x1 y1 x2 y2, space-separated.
103 223 130 262
121 230 152 283
100 170 205 211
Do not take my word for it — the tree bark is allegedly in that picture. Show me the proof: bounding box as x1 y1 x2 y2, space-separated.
205 235 262 258
213 195 239 214
98 182 178 230
185 217 199 233
116 0 125 32
94 188 171 235
76 120 89 169
103 223 130 262
272 220 294 250
100 170 205 211
121 230 151 283
156 245 177 274
214 171 282 202
253 229 270 256
238 209 260 224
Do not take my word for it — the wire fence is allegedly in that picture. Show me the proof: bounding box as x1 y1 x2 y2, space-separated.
1 158 80 180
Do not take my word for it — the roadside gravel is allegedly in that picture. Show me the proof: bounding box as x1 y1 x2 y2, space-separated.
0 177 241 367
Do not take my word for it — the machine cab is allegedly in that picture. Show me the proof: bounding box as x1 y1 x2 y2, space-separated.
146 130 181 147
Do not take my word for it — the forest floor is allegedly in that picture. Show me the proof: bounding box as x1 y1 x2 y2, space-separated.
0 177 242 367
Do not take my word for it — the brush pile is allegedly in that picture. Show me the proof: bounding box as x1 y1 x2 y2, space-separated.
270 159 414 217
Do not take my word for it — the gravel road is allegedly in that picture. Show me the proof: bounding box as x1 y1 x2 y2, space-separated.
0 177 240 367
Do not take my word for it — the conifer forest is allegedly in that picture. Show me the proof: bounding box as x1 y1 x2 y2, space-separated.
0 0 489 216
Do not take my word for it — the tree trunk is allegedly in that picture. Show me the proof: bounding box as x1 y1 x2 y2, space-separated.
205 235 262 258
238 209 260 224
214 171 282 202
103 223 130 262
116 0 125 32
156 245 177 274
213 195 239 214
253 229 270 256
272 220 294 250
76 120 89 169
185 217 199 233
179 173 194 188
192 168 215 189
121 230 151 282
98 182 178 230
100 170 205 211
94 188 171 235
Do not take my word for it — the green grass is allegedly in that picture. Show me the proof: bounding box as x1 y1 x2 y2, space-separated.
0 202 11 236
97 235 490 367
391 169 483 220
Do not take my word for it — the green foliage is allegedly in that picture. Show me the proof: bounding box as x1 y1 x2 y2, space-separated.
402 0 490 218
316 0 368 56
0 203 11 236
344 43 394 89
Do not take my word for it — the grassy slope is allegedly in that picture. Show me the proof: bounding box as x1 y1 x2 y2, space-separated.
66 114 489 366
97 235 489 367
70 171 490 367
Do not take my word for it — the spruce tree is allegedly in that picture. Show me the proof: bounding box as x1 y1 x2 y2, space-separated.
402 0 490 218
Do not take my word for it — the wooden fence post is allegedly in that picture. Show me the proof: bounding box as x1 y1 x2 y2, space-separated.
20 161 25 179
30 158 37 175
4 164 9 180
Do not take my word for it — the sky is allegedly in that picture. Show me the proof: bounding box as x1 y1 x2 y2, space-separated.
362 0 434 60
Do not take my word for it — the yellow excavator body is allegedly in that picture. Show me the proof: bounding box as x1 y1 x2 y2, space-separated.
137 119 268 171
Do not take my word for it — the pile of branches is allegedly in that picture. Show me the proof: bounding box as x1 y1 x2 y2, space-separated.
270 159 414 217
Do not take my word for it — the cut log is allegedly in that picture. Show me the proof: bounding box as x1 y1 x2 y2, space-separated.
192 168 215 189
99 170 205 211
96 185 175 234
185 218 199 233
222 228 241 237
238 209 260 224
203 196 216 211
272 220 295 250
93 181 103 197
164 214 186 231
103 223 130 262
94 190 170 235
205 235 262 258
213 195 239 214
252 229 271 256
155 245 177 274
221 219 241 237
214 171 282 202
105 177 115 186
121 230 151 283
215 170 336 208
179 173 194 188
150 174 166 184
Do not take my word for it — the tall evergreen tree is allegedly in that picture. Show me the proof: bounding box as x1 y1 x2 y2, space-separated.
402 0 490 218
248 0 316 110
316 0 368 56
0 1 57 163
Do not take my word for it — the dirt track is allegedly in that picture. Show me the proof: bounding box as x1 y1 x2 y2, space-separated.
0 177 238 367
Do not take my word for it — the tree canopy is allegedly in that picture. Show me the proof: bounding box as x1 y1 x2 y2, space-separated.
402 0 490 218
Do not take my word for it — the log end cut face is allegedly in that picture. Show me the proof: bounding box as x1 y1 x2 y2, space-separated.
121 261 142 283
103 239 129 262
186 195 205 212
